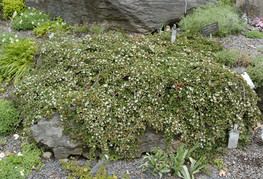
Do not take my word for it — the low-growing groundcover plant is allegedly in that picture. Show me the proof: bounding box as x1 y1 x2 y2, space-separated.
244 30 263 39
14 31 261 159
214 48 238 67
251 16 263 29
0 37 36 83
0 139 42 178
11 7 72 37
214 48 252 67
0 99 20 135
1 0 26 20
247 56 263 88
61 158 120 179
179 2 247 37
217 0 236 6
0 32 28 48
33 17 72 37
140 146 207 178
12 8 50 31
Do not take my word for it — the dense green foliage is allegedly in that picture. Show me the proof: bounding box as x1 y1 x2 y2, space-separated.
244 30 263 39
12 8 50 31
214 49 238 67
0 33 25 47
247 56 263 88
179 2 247 37
33 17 72 37
0 140 42 178
0 100 20 135
140 145 206 178
217 0 236 6
14 30 261 159
73 24 109 35
0 37 36 83
61 158 120 179
1 0 26 20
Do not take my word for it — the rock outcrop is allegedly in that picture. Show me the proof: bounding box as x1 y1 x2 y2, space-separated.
24 0 215 33
30 114 181 159
255 86 263 112
138 128 181 155
30 113 83 159
236 0 263 18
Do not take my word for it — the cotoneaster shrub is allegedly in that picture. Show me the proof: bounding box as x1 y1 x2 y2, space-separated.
179 2 247 37
14 31 261 159
1 0 26 20
0 99 20 135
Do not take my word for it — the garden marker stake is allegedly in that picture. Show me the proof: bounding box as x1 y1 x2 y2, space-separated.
228 124 239 149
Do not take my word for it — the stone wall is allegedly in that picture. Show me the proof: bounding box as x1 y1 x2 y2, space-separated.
24 0 215 33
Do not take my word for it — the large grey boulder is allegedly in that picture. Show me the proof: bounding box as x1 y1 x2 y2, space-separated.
255 86 263 112
30 113 83 159
25 0 215 33
31 114 181 159
138 128 181 155
236 0 263 18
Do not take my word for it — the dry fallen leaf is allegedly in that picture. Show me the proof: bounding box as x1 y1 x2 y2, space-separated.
254 122 263 131
4 151 12 156
219 169 226 177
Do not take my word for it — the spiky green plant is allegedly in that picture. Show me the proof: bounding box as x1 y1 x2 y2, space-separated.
0 38 36 83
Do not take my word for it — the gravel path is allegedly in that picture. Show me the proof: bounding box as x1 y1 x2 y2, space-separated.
0 19 262 179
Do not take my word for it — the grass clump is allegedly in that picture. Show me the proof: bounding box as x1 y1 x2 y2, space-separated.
12 8 50 31
0 37 36 83
214 49 238 66
0 140 42 179
14 31 261 159
0 99 20 135
214 48 252 68
73 24 90 34
1 0 26 20
179 2 247 37
244 30 263 39
247 56 263 88
217 0 236 6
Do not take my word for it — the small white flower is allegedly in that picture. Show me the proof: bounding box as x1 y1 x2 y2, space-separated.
0 153 5 160
20 170 24 176
13 134 19 140
17 152 23 156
